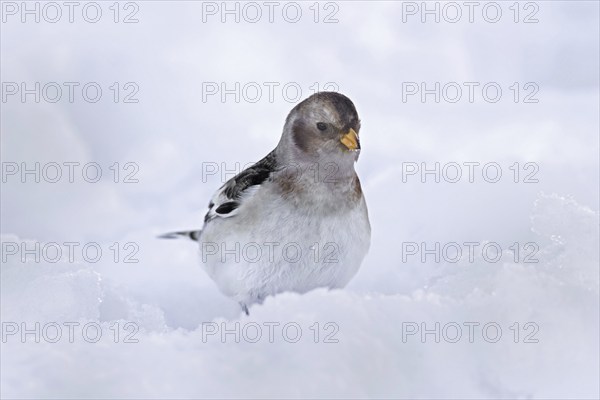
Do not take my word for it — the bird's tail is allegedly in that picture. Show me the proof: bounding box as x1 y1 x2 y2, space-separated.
158 230 202 241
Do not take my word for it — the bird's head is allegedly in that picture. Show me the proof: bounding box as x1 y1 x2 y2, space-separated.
278 92 362 167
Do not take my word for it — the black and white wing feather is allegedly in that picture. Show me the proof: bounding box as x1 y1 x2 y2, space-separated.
204 151 278 223
159 151 278 241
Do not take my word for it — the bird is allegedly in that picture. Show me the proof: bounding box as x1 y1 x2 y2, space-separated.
160 92 371 315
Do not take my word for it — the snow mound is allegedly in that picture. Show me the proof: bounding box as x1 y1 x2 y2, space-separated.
1 193 598 399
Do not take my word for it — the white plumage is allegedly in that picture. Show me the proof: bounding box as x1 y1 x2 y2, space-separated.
162 92 371 314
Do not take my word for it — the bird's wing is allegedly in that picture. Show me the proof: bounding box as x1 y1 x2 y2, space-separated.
203 150 278 224
158 151 278 242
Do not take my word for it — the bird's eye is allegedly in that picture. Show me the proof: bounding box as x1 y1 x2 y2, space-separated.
316 122 327 131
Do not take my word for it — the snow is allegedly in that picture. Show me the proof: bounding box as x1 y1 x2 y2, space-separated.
1 1 599 398
2 194 598 399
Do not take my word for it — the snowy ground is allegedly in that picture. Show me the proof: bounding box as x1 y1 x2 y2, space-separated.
1 1 599 399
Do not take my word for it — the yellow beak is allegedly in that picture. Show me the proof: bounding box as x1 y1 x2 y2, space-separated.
340 128 360 151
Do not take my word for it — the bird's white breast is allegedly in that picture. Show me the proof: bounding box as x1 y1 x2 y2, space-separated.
199 178 371 306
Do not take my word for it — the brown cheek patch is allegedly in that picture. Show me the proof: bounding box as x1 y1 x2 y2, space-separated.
292 119 321 154
353 175 363 200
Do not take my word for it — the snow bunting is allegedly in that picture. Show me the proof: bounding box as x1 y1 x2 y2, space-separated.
161 92 370 314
